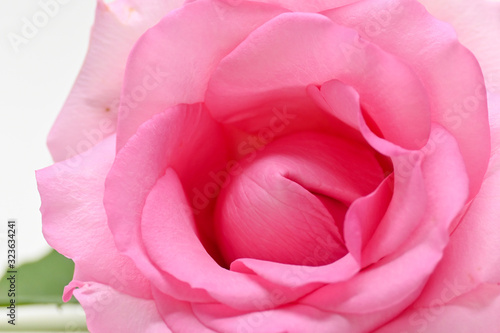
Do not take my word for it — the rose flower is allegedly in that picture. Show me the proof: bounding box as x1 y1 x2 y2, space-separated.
37 0 500 332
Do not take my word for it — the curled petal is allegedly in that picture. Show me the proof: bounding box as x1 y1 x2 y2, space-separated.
116 0 287 149
324 0 490 197
417 0 500 93
69 282 170 333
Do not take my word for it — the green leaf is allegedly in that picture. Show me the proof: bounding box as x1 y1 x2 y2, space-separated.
0 250 76 305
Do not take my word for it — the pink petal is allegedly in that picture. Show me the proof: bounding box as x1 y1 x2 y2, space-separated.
217 173 347 266
359 118 469 266
140 167 315 310
323 0 490 198
343 176 393 263
359 162 427 266
48 0 183 162
301 125 469 316
152 288 215 333
192 301 353 333
417 0 500 93
106 0 185 25
68 282 171 333
310 80 361 130
104 104 230 303
376 283 500 333
415 169 500 306
192 299 409 332
206 12 431 150
411 93 500 307
115 0 287 149
231 253 359 288
36 135 151 299
314 84 469 268
191 0 360 13
489 93 500 168
301 241 432 314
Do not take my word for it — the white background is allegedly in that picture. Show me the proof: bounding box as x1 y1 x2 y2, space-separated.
0 0 96 272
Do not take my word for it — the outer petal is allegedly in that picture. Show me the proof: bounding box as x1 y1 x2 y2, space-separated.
106 104 227 255
106 0 185 24
115 0 287 149
300 124 468 332
409 93 500 307
414 159 500 306
185 0 360 13
48 0 184 162
36 135 151 299
206 12 432 150
376 283 500 333
323 0 490 198
70 282 170 333
152 288 216 333
193 302 352 333
192 298 412 333
105 104 230 303
417 0 500 93
488 92 500 173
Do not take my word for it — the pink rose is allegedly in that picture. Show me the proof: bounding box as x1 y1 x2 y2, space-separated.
37 0 500 332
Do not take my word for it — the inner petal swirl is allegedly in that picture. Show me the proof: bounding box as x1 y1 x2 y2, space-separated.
215 131 385 266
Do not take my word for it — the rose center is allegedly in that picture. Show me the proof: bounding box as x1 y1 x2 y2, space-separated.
215 132 384 266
